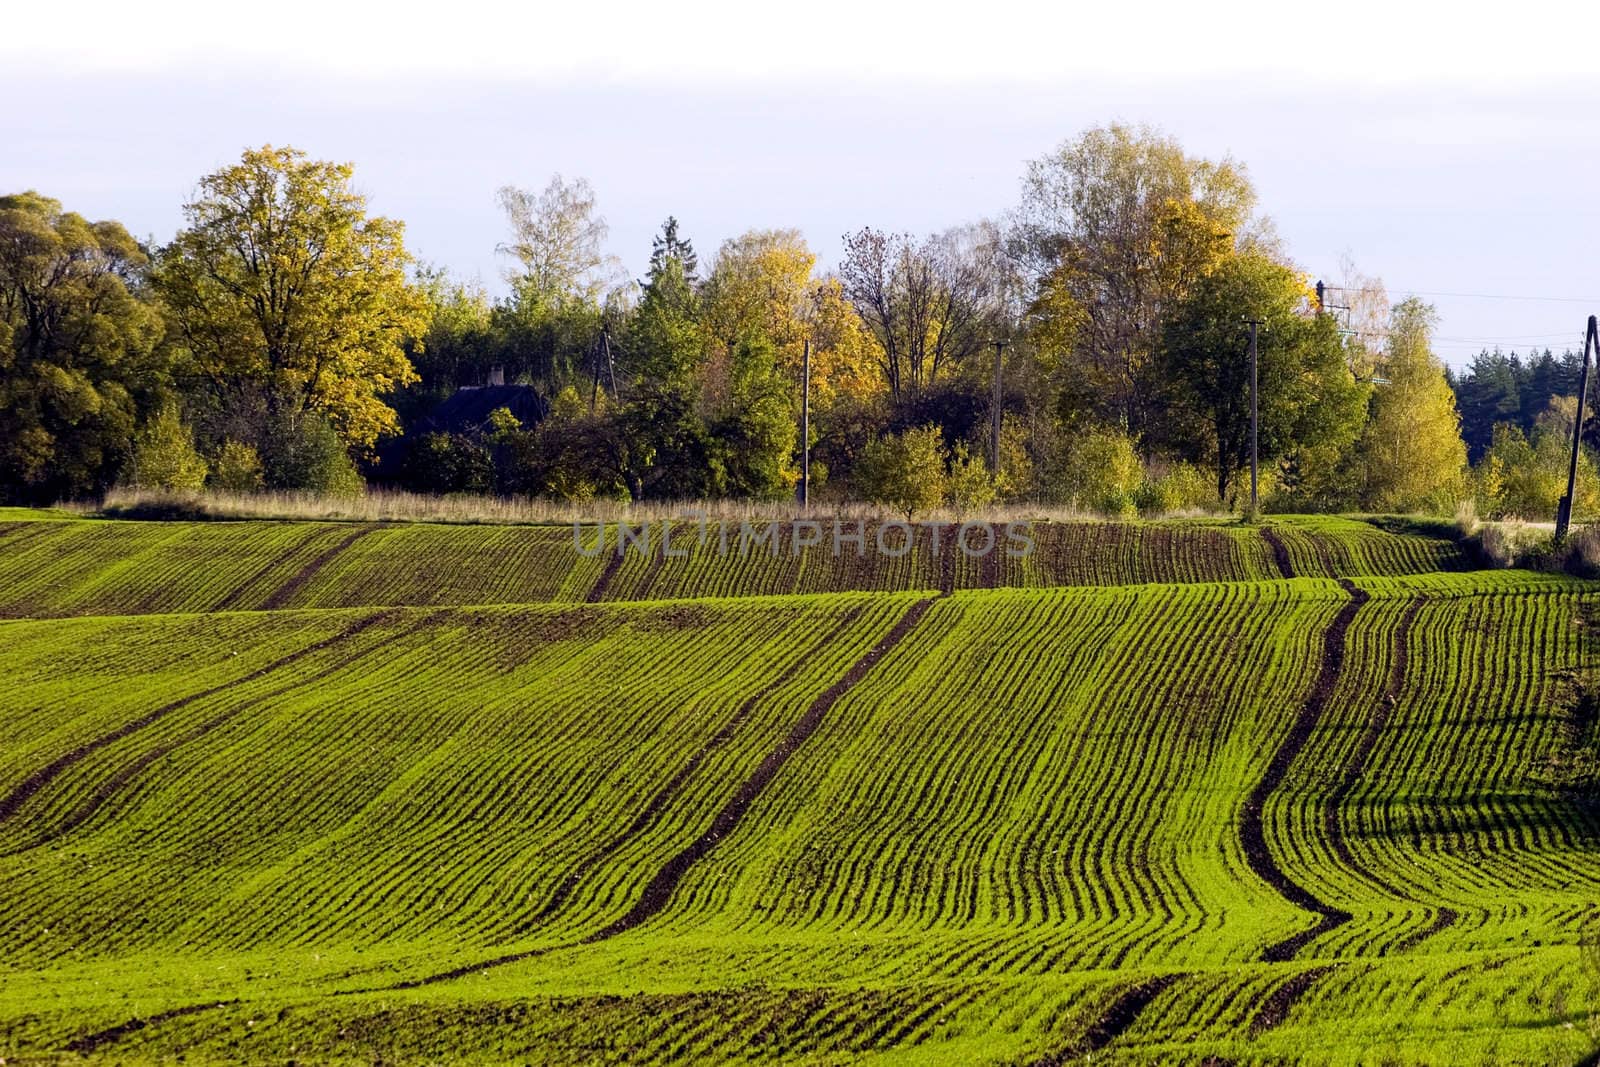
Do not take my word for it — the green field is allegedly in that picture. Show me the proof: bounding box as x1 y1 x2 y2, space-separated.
1 513 1597 1064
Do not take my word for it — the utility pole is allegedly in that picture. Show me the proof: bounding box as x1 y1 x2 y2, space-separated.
1245 319 1264 514
1556 315 1599 542
798 337 811 510
990 339 1008 473
590 324 617 414
603 325 617 398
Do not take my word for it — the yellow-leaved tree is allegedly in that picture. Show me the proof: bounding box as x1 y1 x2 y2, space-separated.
156 145 427 457
1357 298 1468 512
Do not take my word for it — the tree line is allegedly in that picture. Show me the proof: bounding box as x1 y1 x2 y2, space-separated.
3 124 1590 518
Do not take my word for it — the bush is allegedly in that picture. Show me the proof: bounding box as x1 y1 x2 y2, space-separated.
1136 462 1215 515
1058 429 1143 517
1472 518 1549 568
946 441 997 514
129 405 207 491
209 439 264 492
402 432 495 495
260 412 365 497
855 425 947 518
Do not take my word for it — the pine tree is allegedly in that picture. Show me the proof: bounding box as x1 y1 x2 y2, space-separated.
647 216 698 286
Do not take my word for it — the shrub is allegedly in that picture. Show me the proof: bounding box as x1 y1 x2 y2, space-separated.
260 412 366 497
1058 429 1143 517
1137 462 1215 516
855 425 947 518
209 439 264 492
129 405 208 491
946 441 997 515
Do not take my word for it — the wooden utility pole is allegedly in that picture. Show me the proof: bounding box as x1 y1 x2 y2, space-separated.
589 325 617 414
798 337 811 510
1556 315 1599 542
1245 319 1264 514
990 339 1008 473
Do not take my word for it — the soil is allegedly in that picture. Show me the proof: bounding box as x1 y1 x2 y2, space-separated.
1240 579 1367 963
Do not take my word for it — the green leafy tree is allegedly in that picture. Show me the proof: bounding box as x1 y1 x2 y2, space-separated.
0 192 169 501
1159 253 1367 504
1357 298 1469 512
855 425 947 518
625 255 704 392
710 336 798 500
1476 399 1600 520
1014 123 1260 437
209 439 264 492
946 441 997 513
1058 427 1144 516
129 404 208 491
155 145 427 456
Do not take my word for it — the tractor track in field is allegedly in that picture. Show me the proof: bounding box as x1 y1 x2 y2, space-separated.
1323 595 1426 902
1260 528 1294 579
258 525 378 610
64 999 240 1055
1242 578 1368 964
8 612 430 856
378 593 943 993
212 532 330 612
0 610 404 847
585 545 628 603
1247 963 1344 1035
1028 972 1186 1064
516 607 866 933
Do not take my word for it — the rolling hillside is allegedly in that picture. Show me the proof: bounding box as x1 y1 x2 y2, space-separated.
1 513 1595 1064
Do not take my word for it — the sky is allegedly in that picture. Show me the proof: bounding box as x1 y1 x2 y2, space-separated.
6 0 1600 367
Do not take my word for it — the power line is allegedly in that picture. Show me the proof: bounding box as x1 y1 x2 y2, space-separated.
1320 284 1600 305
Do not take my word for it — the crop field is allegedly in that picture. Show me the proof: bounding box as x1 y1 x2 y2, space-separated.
0 513 1467 618
1 513 1597 1064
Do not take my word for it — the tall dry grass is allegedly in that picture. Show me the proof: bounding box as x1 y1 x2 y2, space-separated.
79 487 1231 527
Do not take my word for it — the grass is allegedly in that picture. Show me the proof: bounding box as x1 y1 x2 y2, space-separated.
0 511 1596 1063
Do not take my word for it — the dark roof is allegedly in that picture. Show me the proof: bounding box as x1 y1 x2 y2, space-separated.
419 385 548 436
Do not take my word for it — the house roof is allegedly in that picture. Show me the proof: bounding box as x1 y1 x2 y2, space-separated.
420 385 549 436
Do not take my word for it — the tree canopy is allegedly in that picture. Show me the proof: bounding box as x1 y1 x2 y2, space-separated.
0 192 168 501
155 145 427 453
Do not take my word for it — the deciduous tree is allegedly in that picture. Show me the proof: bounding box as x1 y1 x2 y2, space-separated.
1356 298 1469 512
0 191 169 501
156 145 426 454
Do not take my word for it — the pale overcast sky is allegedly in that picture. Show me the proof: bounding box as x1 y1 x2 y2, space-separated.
6 0 1600 365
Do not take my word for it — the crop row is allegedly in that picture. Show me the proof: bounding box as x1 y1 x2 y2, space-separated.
0 574 1594 1061
0 514 1470 618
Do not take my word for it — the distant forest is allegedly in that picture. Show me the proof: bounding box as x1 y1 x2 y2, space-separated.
4 124 1597 520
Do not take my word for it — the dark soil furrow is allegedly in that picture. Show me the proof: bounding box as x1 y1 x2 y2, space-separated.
64 1000 239 1054
1030 972 1186 1064
1248 964 1341 1035
0 611 398 827
1242 578 1368 963
517 608 865 932
586 542 629 603
212 532 324 612
258 525 377 610
383 594 941 993
1323 595 1426 901
1260 527 1294 579
582 594 940 941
